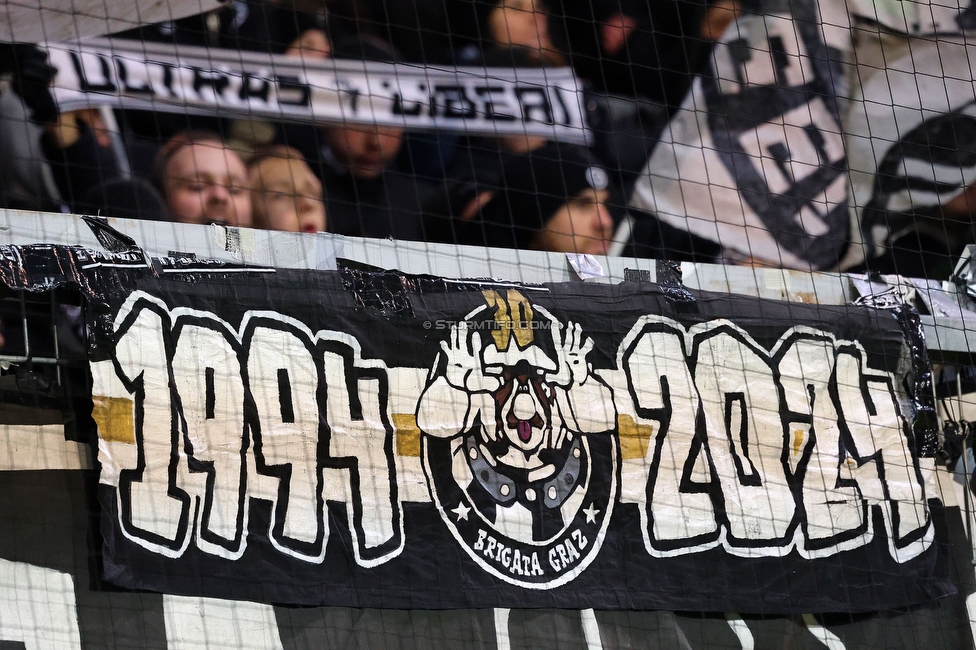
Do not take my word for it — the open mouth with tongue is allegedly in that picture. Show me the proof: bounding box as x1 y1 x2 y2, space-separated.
505 411 546 449
498 374 551 450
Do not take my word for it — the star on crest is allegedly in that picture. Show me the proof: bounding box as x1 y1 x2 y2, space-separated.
451 501 471 521
583 503 600 524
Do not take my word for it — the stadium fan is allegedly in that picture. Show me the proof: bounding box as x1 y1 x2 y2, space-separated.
117 0 331 58
465 142 615 255
76 178 170 222
153 131 252 227
288 35 431 242
41 109 124 214
0 45 120 213
446 0 567 66
424 46 552 244
486 0 567 66
109 0 333 166
0 87 59 212
248 145 327 234
0 45 168 217
552 0 710 109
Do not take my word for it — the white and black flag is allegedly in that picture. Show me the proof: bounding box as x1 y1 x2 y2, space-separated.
43 38 590 145
630 0 851 270
843 37 976 268
846 0 976 36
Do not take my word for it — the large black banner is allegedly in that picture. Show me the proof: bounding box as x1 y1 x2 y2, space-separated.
43 247 947 614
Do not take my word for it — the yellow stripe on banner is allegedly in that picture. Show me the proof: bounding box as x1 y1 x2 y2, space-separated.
617 414 654 460
392 413 421 457
792 429 805 456
92 396 135 444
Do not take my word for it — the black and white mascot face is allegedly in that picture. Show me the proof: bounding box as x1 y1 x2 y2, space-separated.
418 291 617 581
473 303 572 477
492 361 553 454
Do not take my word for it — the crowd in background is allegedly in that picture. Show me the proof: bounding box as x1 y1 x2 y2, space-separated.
0 0 971 280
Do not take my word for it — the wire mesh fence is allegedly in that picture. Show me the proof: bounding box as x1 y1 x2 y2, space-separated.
2 0 976 648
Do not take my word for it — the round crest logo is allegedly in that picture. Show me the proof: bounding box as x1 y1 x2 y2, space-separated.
417 290 618 588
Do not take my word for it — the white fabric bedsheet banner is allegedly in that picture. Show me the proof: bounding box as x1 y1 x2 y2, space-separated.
45 38 591 145
842 36 976 268
846 0 976 36
629 0 852 271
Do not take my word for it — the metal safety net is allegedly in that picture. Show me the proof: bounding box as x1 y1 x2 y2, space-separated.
1 0 976 648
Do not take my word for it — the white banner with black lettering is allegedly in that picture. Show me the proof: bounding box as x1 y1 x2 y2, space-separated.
629 0 852 271
44 38 590 145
